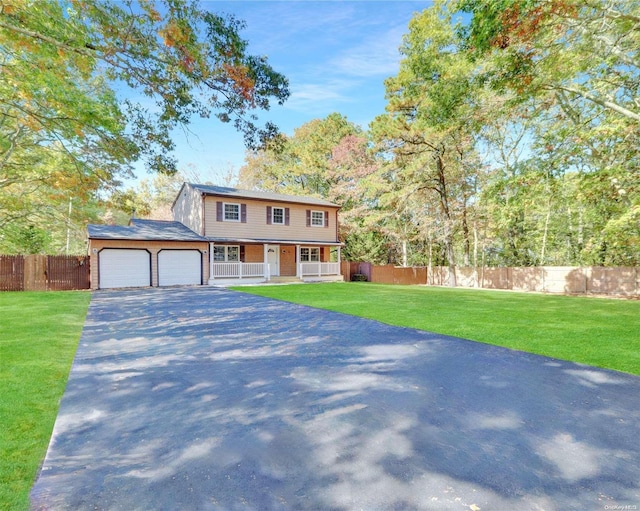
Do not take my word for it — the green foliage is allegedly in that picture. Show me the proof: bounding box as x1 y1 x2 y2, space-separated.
235 283 640 375
239 113 361 197
0 0 289 250
0 291 90 511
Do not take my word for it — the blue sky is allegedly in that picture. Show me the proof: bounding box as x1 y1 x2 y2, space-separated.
138 1 430 185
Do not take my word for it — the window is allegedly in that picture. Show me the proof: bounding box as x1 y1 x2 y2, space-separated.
213 245 240 262
224 203 240 221
310 210 324 227
300 247 320 262
272 207 284 225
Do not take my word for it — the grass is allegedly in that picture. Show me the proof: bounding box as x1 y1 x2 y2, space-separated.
233 282 640 376
0 291 91 511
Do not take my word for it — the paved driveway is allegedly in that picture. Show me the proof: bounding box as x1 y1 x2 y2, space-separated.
31 287 640 511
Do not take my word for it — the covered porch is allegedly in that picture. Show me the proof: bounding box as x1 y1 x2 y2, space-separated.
207 239 343 285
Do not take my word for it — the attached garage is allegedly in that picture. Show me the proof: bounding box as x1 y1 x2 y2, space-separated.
99 249 151 289
158 250 202 286
87 219 209 290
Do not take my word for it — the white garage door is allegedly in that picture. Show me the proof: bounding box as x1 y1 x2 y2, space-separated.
158 250 201 286
99 249 151 289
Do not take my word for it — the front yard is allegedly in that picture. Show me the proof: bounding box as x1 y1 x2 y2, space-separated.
2 283 638 510
0 291 91 511
234 282 640 376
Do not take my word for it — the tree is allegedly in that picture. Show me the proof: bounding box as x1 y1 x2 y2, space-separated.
0 0 288 251
459 0 640 123
238 113 360 197
370 1 487 284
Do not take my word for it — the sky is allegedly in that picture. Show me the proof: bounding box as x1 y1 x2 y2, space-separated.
130 1 431 185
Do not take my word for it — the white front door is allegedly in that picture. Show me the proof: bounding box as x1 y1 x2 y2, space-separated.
267 245 279 277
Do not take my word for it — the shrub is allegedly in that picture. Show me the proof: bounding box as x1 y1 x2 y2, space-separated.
351 273 368 282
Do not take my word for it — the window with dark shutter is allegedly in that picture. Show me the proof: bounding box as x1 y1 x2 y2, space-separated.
240 246 245 262
241 204 247 223
266 206 272 224
216 201 223 222
285 208 290 226
324 210 329 228
306 210 311 227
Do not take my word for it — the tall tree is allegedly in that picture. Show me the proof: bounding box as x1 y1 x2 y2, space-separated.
371 1 486 284
0 0 288 251
238 113 361 197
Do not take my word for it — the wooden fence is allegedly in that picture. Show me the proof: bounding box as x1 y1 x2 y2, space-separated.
341 262 640 297
0 255 90 291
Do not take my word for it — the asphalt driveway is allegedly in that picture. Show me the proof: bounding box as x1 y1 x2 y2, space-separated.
31 286 640 511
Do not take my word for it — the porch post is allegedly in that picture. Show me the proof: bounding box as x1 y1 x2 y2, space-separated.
208 242 214 284
296 245 301 277
263 244 269 281
337 246 341 276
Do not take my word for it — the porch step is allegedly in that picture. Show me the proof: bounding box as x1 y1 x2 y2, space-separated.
268 276 303 284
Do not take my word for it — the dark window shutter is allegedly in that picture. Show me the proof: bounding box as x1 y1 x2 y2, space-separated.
285 208 290 226
240 246 245 262
266 206 272 224
216 201 223 222
241 204 247 223
321 247 326 261
306 210 311 227
324 211 329 228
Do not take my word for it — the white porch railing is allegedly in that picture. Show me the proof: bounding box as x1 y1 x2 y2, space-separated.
300 262 341 277
212 262 265 278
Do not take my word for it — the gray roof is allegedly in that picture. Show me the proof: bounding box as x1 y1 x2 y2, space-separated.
87 219 206 241
187 183 339 208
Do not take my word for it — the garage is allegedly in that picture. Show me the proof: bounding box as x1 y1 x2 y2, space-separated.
99 249 151 289
158 249 202 286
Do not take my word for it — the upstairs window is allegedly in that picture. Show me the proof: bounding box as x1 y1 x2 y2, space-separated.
266 206 289 225
216 201 246 223
224 203 240 222
272 207 284 225
310 210 324 227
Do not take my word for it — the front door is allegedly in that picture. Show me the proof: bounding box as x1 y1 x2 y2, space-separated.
267 245 279 277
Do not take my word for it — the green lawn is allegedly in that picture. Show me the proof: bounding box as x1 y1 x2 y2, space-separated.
234 282 640 376
0 291 91 511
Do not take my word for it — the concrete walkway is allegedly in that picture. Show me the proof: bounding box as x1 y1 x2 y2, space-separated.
31 287 640 510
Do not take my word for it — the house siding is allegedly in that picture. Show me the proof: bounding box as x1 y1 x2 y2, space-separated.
173 185 204 235
203 196 339 242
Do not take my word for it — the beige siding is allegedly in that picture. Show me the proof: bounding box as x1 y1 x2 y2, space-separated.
203 196 339 242
172 184 203 235
88 239 209 289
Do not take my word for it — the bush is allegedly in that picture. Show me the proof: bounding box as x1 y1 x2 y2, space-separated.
351 273 368 282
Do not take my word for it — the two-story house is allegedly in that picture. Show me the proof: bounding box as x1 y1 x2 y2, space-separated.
87 183 343 289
